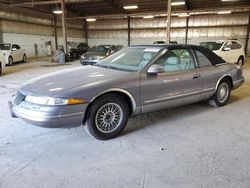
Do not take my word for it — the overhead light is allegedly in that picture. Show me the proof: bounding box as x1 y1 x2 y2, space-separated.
143 15 154 19
86 18 96 22
53 10 62 14
178 13 190 17
160 14 167 16
217 11 232 14
171 1 185 6
123 5 138 10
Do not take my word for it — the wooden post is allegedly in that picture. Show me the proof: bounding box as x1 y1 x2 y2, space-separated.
185 16 189 44
128 16 131 46
166 0 172 43
53 14 58 49
61 0 68 54
244 11 250 56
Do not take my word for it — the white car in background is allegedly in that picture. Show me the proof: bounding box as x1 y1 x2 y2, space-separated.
0 43 26 66
200 40 245 67
0 51 6 75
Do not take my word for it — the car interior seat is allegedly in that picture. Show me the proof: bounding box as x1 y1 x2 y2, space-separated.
164 56 182 72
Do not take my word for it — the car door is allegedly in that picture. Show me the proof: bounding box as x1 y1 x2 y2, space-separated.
140 48 202 113
193 49 224 99
10 44 18 62
231 41 243 63
15 45 23 61
220 41 233 63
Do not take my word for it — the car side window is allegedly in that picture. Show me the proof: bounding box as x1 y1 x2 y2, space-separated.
195 50 212 68
16 45 20 49
154 49 195 72
231 42 242 50
223 42 232 49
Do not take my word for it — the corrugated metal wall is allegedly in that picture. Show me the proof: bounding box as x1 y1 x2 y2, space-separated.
0 9 249 56
87 13 250 55
0 10 85 57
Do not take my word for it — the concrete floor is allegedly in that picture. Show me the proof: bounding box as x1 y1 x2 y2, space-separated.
0 58 250 188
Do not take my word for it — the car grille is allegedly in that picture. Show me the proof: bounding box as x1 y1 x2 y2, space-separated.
13 91 26 105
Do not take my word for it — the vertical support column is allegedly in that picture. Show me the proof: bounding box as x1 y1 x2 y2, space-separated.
244 11 250 56
166 0 172 43
53 14 58 49
0 19 3 43
61 0 68 54
185 16 189 44
128 16 131 46
84 20 88 45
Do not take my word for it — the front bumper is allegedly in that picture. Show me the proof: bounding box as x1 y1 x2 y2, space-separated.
9 100 88 128
233 77 245 90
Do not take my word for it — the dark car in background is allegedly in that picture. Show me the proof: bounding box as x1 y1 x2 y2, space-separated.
80 45 123 65
67 42 89 59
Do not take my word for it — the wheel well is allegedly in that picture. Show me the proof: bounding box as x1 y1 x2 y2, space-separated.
83 91 134 124
222 76 233 89
239 55 244 61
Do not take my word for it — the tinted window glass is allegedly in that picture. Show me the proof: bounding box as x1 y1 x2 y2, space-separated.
155 49 195 72
200 42 222 51
195 50 212 68
231 42 242 50
16 45 20 49
0 43 11 50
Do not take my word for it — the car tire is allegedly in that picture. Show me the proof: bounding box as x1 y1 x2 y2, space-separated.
86 94 129 140
8 56 13 66
237 57 244 67
23 54 26 62
209 78 231 107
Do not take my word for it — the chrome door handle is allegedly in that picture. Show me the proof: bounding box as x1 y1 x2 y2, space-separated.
193 74 201 79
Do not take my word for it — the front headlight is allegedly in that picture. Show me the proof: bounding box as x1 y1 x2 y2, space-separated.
95 56 104 60
25 96 85 106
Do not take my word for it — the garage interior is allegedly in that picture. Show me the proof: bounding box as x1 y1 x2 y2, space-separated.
1 0 250 187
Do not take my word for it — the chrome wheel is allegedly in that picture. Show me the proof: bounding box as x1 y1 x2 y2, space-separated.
95 103 123 133
217 83 229 103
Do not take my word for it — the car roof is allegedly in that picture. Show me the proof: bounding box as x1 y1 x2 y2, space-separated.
129 44 225 65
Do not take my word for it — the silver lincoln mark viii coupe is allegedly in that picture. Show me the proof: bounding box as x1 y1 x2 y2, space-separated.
9 45 244 140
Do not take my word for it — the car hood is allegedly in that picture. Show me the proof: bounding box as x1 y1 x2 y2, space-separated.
83 52 107 58
20 65 129 97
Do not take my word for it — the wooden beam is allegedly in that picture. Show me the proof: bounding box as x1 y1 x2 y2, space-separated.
103 0 127 14
10 0 92 7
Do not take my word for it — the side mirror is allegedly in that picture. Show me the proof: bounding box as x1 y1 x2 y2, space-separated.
147 64 164 75
223 47 231 51
12 48 17 51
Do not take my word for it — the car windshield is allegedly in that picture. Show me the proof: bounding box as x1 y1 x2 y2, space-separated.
200 42 223 51
89 45 111 53
0 43 11 50
95 47 162 72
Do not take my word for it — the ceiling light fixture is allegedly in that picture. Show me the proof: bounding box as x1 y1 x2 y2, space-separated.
86 18 96 22
171 1 185 6
53 10 63 14
143 15 154 19
217 10 232 14
123 5 138 10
